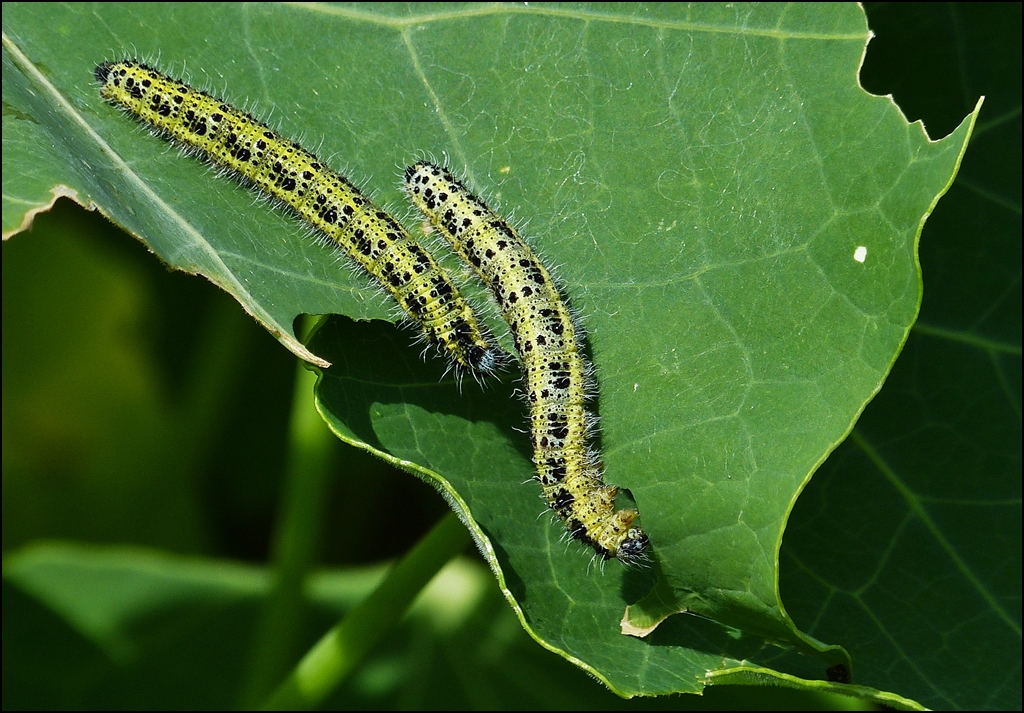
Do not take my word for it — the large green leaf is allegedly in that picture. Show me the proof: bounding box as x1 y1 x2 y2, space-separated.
3 3 982 707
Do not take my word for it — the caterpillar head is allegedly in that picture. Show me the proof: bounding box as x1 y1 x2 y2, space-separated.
615 527 650 565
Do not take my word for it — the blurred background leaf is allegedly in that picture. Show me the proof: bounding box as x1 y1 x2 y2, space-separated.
780 3 1021 709
3 3 1018 710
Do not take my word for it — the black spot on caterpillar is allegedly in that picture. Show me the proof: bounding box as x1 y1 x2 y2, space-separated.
95 60 502 377
404 162 649 564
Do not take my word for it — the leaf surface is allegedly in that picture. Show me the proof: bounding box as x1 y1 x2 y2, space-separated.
2 3 980 705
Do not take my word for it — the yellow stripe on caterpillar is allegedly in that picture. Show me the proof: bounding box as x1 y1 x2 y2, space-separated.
95 60 502 376
404 162 648 564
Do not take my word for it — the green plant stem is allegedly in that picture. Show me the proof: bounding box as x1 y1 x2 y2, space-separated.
261 511 471 710
239 348 335 707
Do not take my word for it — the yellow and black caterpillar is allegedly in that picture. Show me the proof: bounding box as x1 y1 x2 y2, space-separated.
405 162 648 564
96 61 500 376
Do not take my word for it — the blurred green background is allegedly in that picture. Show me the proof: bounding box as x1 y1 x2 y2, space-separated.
3 3 1019 709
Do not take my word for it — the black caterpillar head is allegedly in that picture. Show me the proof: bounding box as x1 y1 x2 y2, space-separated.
615 527 650 565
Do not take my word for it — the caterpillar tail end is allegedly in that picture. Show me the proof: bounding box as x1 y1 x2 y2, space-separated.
95 61 114 84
